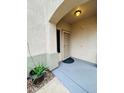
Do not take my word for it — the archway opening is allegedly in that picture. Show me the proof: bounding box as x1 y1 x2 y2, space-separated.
55 0 97 63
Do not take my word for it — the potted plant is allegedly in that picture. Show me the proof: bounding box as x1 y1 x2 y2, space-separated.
27 43 48 84
29 64 47 85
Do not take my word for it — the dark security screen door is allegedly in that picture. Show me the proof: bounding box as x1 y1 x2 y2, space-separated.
57 29 60 53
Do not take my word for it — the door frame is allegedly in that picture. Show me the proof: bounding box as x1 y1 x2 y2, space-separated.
57 28 71 61
61 29 71 60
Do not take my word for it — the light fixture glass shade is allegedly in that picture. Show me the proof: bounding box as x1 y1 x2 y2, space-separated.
74 10 81 16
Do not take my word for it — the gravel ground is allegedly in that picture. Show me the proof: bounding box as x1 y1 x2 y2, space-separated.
27 70 54 93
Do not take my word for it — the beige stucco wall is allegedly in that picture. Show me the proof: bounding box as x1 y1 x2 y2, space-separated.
27 0 64 73
27 0 46 57
27 0 64 56
70 16 97 63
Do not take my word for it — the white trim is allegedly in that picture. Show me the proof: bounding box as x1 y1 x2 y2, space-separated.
57 29 71 61
63 31 71 59
62 29 71 34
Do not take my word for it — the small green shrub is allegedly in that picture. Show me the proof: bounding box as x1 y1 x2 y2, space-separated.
33 65 47 76
30 65 47 80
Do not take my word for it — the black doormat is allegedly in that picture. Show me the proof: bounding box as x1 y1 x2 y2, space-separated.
63 57 74 63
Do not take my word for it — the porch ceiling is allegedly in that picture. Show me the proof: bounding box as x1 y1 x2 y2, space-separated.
61 0 97 24
49 0 89 24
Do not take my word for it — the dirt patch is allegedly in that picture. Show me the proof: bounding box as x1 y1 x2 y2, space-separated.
27 70 54 93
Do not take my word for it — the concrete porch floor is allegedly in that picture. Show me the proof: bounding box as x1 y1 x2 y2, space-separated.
53 58 97 93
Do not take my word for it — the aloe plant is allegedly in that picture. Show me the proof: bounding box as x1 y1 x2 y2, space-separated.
30 65 47 80
33 65 47 76
27 42 48 81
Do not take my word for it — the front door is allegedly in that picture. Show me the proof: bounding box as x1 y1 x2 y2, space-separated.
64 32 70 59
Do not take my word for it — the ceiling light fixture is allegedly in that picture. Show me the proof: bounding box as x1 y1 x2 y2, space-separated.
74 10 81 16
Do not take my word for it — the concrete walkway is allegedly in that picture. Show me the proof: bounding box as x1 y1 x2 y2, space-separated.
36 77 70 93
53 58 97 93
